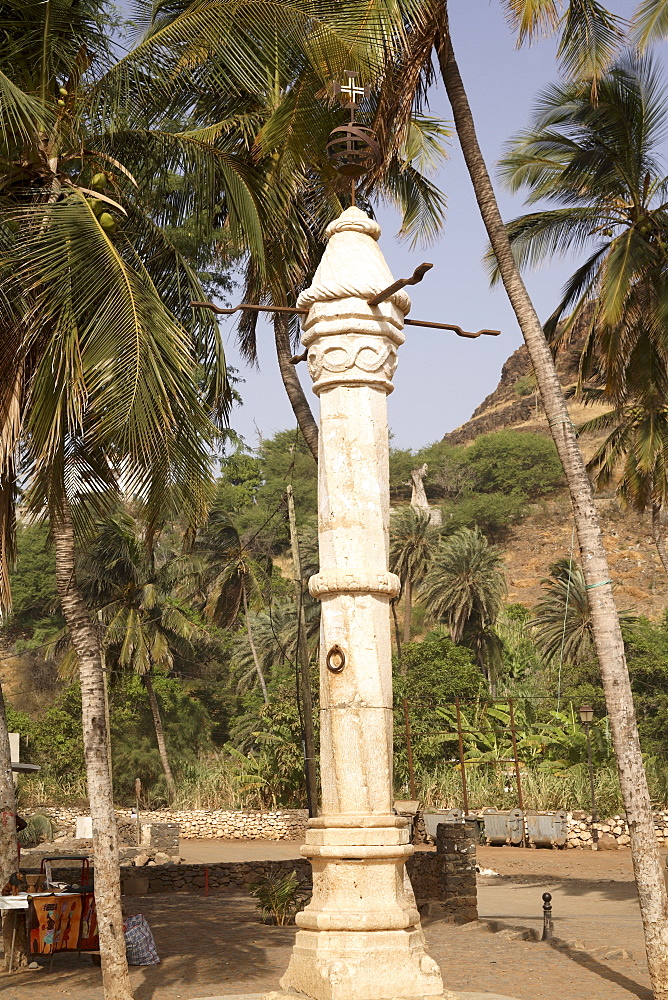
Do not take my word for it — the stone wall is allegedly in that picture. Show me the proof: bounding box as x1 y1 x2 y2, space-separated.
136 850 469 912
29 805 668 850
23 851 474 917
30 807 308 841
564 811 668 849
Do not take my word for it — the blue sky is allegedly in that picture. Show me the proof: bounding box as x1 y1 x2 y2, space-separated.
224 2 641 452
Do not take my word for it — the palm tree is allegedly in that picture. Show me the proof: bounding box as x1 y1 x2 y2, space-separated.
495 56 668 401
531 559 597 667
582 392 668 574
494 56 668 572
422 526 506 692
390 507 439 647
192 502 272 703
137 0 449 458
83 512 209 801
0 4 245 994
531 556 639 666
425 5 668 992
229 598 320 697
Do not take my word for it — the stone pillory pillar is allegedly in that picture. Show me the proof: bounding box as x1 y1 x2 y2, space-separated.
273 207 454 1000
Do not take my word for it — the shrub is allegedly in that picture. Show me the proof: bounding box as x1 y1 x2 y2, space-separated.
463 431 563 498
248 869 310 925
514 374 536 397
441 492 527 541
18 812 54 847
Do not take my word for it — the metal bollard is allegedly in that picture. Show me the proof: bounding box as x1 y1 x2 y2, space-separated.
541 892 553 941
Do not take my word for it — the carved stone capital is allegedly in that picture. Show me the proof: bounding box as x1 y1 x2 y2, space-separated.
306 333 399 395
309 569 401 600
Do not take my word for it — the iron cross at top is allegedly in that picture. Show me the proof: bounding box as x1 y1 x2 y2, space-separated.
334 71 369 111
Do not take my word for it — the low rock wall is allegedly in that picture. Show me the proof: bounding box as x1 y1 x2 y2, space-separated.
29 805 668 849
30 807 309 841
564 811 668 849
23 852 470 915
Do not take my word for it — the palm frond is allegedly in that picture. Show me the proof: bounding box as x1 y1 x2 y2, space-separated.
502 0 561 44
0 69 53 145
632 0 668 50
557 0 624 81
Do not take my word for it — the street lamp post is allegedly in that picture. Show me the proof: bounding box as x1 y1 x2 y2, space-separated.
579 704 599 850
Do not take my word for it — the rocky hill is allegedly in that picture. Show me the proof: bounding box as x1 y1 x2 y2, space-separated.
442 340 668 616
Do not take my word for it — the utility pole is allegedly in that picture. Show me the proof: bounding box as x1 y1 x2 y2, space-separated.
286 485 318 817
455 697 469 815
402 698 417 800
508 698 525 846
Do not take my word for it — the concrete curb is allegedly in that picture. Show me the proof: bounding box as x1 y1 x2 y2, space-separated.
454 917 633 963
188 994 521 1000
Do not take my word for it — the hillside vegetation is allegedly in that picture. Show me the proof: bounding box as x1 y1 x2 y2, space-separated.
3 418 668 816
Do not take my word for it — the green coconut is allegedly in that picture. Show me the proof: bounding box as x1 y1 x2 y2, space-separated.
85 197 106 216
59 87 68 96
57 99 65 107
98 211 117 233
91 171 107 191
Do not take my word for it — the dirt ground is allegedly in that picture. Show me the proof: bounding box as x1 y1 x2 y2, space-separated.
476 844 650 881
0 845 660 1000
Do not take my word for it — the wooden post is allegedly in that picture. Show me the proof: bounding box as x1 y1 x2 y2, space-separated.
286 485 318 818
402 698 417 800
135 778 141 847
508 698 525 846
455 697 469 815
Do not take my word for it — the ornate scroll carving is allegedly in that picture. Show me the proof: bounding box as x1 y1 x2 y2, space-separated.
309 570 401 600
306 336 398 393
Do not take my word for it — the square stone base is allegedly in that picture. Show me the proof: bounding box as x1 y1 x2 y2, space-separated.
279 927 444 1000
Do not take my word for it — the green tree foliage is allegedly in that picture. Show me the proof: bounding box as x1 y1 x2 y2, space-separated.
461 432 563 499
625 614 668 758
110 674 212 805
216 453 264 514
230 431 317 548
496 603 548 688
442 492 527 542
390 432 562 539
531 558 637 666
394 630 483 706
8 524 58 623
394 631 481 784
7 687 86 794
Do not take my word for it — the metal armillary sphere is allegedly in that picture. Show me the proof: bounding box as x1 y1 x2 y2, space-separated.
327 72 381 185
326 123 381 178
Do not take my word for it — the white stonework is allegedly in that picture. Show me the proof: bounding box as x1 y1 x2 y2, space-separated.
274 207 456 1000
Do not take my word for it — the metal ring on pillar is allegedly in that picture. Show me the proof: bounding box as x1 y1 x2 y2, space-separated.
326 645 346 673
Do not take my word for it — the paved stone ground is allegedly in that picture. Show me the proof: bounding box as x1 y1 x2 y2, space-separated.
0 844 659 1000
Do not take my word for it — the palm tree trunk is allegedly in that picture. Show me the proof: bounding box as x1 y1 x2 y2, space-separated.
274 313 319 462
435 9 668 996
402 576 413 645
651 503 668 575
52 499 133 1000
242 582 269 704
0 682 26 971
0 683 17 885
143 673 176 801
